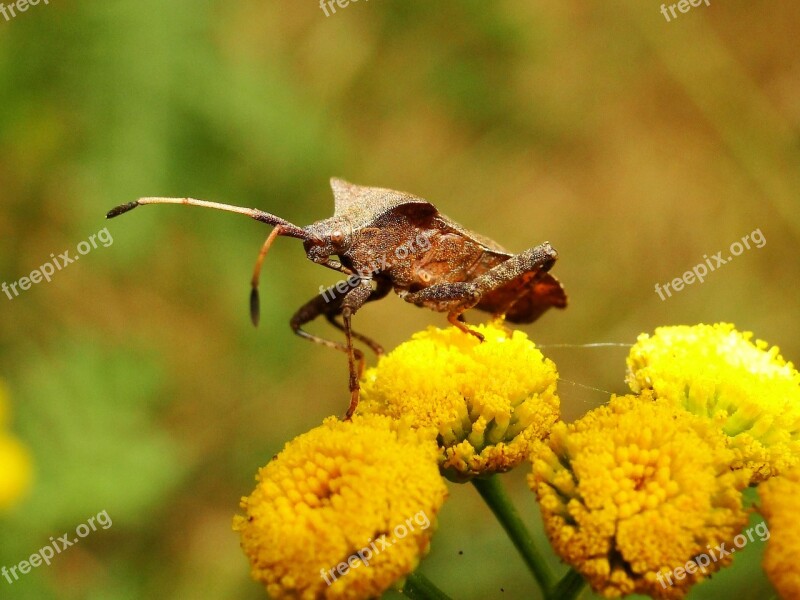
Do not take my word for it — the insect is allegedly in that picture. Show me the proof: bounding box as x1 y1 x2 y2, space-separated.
107 178 567 418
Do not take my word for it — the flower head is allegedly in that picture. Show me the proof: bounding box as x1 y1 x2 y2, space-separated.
233 414 447 599
530 393 749 599
0 435 33 512
0 380 7 427
358 323 560 481
759 466 800 599
626 323 800 482
0 382 32 512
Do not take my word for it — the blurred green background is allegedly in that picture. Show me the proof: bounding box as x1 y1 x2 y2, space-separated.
0 1 797 598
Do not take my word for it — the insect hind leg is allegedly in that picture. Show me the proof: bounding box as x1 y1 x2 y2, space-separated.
477 271 567 324
403 242 563 338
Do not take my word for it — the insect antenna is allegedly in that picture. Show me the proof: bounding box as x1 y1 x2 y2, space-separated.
106 196 310 327
107 197 308 237
249 227 284 327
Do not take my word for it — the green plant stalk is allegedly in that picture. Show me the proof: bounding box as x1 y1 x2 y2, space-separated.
547 568 586 600
401 571 453 600
471 475 555 593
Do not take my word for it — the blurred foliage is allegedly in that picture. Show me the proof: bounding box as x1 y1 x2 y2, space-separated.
0 1 797 599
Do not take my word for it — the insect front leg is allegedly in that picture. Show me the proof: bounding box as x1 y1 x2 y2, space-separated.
290 278 377 419
338 281 374 419
325 278 392 356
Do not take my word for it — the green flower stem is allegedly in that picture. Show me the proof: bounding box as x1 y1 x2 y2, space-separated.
471 475 555 593
401 572 452 600
547 568 586 600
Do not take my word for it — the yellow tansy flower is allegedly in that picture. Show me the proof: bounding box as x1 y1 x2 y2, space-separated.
530 393 749 599
358 323 560 481
0 434 33 512
759 466 800 599
0 383 32 512
627 323 800 482
233 414 447 599
0 380 7 427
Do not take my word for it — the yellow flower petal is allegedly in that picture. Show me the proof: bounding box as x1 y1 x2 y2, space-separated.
233 414 447 599
627 323 800 482
0 380 8 428
359 323 560 481
0 434 33 512
530 393 749 599
0 382 32 512
759 466 800 599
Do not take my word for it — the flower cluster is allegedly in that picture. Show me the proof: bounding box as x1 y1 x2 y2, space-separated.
235 321 796 599
0 381 32 512
626 323 800 482
359 323 560 481
530 392 749 598
530 322 799 599
759 466 800 599
234 322 560 597
234 414 447 599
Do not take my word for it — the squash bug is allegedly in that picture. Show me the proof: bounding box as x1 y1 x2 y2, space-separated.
107 178 567 418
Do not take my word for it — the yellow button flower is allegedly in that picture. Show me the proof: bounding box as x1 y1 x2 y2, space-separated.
0 380 7 427
530 393 749 599
759 466 800 599
626 323 800 482
0 434 33 512
0 383 32 512
358 323 560 481
233 414 447 599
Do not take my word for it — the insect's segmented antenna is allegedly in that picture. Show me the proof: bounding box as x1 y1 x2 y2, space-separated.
106 201 140 218
106 196 309 240
106 196 312 327
249 226 285 327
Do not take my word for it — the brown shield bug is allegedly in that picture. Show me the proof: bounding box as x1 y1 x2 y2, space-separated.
107 178 567 418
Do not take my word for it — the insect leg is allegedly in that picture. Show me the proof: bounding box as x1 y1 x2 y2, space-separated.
290 279 374 419
339 281 374 419
475 270 567 324
402 242 559 339
469 242 558 299
447 311 485 341
325 278 392 357
290 284 357 355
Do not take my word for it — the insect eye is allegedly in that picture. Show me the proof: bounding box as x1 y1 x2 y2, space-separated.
330 230 345 246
